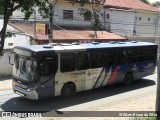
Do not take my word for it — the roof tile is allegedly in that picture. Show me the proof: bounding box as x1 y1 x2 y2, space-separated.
9 22 127 42
105 0 160 12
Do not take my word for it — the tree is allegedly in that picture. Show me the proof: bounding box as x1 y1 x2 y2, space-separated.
141 0 150 4
152 1 160 7
0 4 4 15
0 0 50 56
71 0 104 39
0 0 103 56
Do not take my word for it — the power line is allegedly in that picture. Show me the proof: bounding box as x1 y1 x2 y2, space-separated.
53 23 84 39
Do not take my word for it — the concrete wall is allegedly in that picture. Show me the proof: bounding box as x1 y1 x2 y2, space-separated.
156 15 160 36
134 11 157 36
104 9 135 37
4 34 31 49
54 0 103 27
12 0 104 28
0 50 12 77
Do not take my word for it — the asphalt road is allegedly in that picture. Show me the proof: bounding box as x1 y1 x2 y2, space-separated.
0 73 157 118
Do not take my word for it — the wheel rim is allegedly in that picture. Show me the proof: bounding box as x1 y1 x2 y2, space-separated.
124 74 132 85
65 87 72 96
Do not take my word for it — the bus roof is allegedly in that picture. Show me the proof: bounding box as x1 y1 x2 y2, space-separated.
14 41 158 53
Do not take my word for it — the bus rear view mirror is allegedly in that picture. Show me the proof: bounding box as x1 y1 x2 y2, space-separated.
9 52 15 65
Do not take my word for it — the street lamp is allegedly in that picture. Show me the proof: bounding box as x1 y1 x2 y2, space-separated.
48 0 53 43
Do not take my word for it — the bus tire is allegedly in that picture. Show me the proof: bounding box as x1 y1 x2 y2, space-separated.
123 73 133 86
61 83 76 98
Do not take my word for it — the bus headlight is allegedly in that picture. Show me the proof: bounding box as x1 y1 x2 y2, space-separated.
27 86 37 92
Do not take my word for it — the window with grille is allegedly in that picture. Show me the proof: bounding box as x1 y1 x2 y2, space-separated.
63 10 73 19
84 11 91 21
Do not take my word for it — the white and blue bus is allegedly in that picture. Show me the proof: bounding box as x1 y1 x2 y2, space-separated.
11 41 157 100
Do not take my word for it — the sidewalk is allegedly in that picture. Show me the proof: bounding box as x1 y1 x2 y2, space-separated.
0 78 12 91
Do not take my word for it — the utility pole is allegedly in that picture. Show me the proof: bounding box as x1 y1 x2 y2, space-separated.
156 57 160 120
34 10 36 45
48 1 53 43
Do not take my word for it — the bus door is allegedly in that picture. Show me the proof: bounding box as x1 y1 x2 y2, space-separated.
39 55 58 98
76 52 103 91
86 68 103 90
86 52 105 90
76 52 90 91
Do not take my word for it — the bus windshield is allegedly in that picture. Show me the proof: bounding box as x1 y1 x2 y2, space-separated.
13 54 38 81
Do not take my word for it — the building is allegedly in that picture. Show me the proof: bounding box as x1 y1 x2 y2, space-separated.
12 0 104 28
9 21 127 44
104 0 160 36
104 0 160 52
104 8 135 36
11 0 127 44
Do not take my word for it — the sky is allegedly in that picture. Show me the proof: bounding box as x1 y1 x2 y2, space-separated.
148 0 160 3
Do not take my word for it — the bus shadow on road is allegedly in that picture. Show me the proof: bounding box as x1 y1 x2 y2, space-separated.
0 76 12 81
1 79 156 113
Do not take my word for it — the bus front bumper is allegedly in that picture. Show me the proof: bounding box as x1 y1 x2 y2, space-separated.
13 85 38 100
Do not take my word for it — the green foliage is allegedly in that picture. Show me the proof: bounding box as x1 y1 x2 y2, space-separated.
74 0 104 39
152 1 160 7
0 0 50 19
141 0 150 4
5 32 16 38
0 31 16 38
0 4 4 15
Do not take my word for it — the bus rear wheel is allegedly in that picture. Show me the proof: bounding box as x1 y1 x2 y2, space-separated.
123 73 133 86
61 83 76 98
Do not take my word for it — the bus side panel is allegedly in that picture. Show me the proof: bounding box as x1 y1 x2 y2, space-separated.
134 61 156 80
115 65 127 84
93 65 120 86
91 67 108 89
98 66 113 87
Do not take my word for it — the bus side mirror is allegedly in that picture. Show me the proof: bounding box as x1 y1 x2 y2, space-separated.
9 52 14 65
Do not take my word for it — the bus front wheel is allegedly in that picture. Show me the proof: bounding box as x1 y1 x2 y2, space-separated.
123 73 133 85
61 83 76 98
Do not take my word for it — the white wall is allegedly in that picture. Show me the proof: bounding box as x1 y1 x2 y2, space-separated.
12 0 104 28
4 34 31 49
134 11 157 36
104 9 135 36
0 50 12 77
54 0 100 27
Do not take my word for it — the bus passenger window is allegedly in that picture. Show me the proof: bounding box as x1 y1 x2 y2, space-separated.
117 57 127 65
106 51 117 66
60 53 76 72
127 49 137 64
137 56 146 62
127 49 137 57
90 52 103 68
128 57 136 63
117 50 126 57
137 49 146 56
145 48 157 61
77 52 89 70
